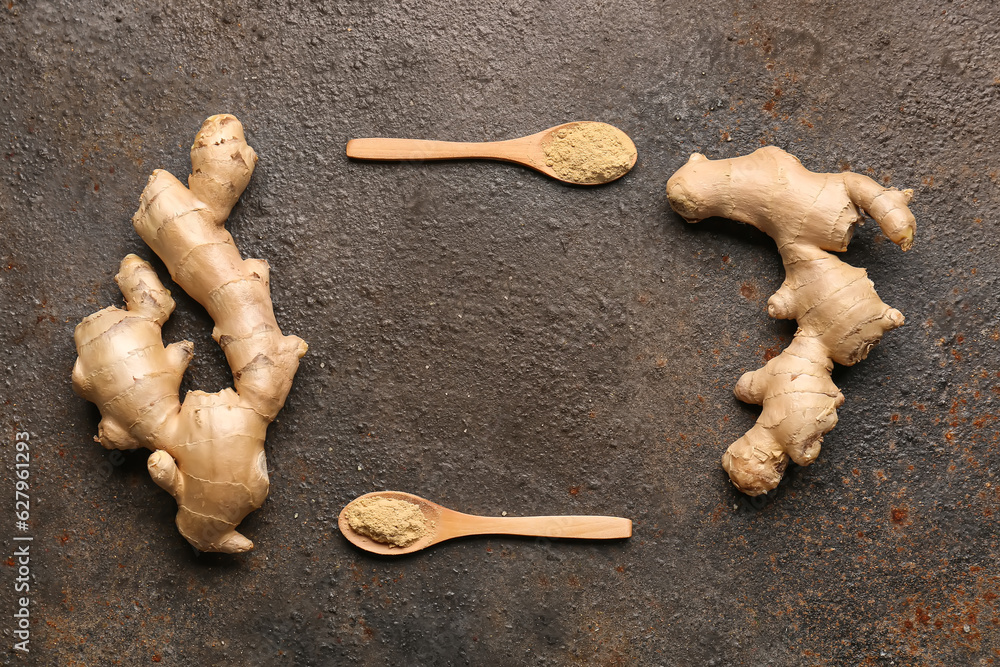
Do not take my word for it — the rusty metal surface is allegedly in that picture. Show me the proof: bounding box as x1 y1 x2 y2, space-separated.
1 1 999 664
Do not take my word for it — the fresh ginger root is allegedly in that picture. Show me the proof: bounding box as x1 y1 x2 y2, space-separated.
72 115 307 552
667 146 915 496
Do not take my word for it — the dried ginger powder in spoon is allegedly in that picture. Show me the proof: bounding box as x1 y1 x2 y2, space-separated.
344 496 429 547
543 123 635 184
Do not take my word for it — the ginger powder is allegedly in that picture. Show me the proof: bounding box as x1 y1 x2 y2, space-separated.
345 497 430 548
543 122 635 184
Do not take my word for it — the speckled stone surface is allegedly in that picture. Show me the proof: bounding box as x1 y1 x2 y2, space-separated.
2 1 999 664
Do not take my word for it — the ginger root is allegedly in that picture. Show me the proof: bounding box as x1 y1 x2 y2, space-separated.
72 115 307 552
667 146 915 496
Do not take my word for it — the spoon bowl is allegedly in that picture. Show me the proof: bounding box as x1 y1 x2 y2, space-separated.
346 121 637 185
339 490 632 556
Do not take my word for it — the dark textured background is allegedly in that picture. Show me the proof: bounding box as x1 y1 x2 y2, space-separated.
2 1 999 665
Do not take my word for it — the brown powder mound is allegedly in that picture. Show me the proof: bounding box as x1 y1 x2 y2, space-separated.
543 122 635 184
344 497 430 548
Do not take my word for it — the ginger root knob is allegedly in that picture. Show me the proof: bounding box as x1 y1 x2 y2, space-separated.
667 147 915 496
73 115 307 552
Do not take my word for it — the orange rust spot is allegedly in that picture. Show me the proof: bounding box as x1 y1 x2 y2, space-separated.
740 282 757 299
569 486 580 496
615 565 625 573
973 414 995 429
890 507 908 525
763 344 782 362
890 414 899 422
152 657 161 663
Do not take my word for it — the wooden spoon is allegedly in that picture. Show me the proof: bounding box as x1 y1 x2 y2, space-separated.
339 490 632 555
346 121 637 185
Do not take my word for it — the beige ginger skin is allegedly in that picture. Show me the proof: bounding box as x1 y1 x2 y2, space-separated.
667 146 915 496
72 115 307 552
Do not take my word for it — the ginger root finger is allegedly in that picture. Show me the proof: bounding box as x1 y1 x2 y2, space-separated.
667 147 914 496
73 115 306 552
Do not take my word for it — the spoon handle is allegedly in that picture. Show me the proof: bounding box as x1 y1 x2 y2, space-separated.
440 513 632 541
346 137 527 162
